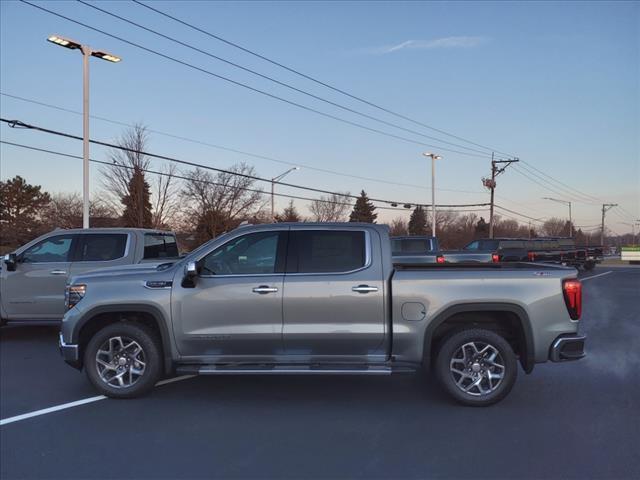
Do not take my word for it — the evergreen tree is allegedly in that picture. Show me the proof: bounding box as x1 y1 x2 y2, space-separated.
349 190 377 223
275 200 301 222
0 175 51 247
408 206 428 235
121 167 153 228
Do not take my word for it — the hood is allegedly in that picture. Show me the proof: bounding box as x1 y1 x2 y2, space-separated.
70 261 179 282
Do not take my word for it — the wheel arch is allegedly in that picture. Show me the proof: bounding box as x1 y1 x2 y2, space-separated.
72 304 174 375
423 302 535 374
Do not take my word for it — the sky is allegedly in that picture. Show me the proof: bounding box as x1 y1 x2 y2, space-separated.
1 0 638 234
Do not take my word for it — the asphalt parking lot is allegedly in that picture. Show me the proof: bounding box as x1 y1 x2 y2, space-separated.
1 266 639 479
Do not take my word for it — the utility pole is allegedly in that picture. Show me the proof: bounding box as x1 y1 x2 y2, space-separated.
600 203 618 246
483 154 519 238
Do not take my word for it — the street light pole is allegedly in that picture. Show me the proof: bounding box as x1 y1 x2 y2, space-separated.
423 153 442 237
543 197 573 236
47 35 120 228
270 167 299 221
82 45 90 229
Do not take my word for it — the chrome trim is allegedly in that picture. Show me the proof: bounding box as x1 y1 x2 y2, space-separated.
197 228 373 278
352 285 378 293
550 334 586 362
197 367 391 375
50 269 67 275
252 286 279 294
59 332 80 362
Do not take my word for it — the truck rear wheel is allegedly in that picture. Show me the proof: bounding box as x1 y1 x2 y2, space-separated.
435 328 517 406
84 322 162 399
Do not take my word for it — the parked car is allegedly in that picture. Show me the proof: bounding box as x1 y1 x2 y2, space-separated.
442 238 530 263
59 223 585 406
1 228 180 325
391 236 444 264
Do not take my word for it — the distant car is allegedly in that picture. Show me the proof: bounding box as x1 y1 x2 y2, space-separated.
442 238 529 264
391 236 444 264
1 228 180 325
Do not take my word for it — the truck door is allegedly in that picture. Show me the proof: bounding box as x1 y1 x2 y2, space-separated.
1 233 78 320
171 230 288 359
282 228 386 361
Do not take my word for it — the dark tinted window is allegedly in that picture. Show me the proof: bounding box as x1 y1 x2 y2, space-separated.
22 235 74 263
79 234 127 261
202 231 281 275
294 231 365 273
480 240 499 250
464 241 480 251
144 234 179 259
392 238 433 254
499 240 526 249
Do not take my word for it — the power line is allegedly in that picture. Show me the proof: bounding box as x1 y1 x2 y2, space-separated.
0 92 484 195
77 0 497 158
494 205 546 223
132 0 517 159
0 117 491 210
516 162 598 204
20 0 494 159
0 140 493 215
519 159 602 203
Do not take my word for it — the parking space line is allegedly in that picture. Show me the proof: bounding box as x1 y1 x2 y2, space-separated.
0 375 195 427
581 271 613 281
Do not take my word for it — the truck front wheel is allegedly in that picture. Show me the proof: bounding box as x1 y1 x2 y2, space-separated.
84 322 162 399
435 328 517 407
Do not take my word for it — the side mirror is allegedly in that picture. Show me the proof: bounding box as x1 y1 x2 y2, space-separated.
181 261 199 288
3 253 17 272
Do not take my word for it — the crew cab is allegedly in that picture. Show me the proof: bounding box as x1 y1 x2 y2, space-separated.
59 223 585 406
1 228 179 324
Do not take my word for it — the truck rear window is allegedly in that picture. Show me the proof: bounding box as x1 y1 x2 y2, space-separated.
79 234 128 261
144 234 179 259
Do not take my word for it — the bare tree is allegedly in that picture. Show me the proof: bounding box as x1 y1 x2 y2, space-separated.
151 163 179 229
102 124 151 210
309 192 351 222
542 217 568 237
41 193 119 230
180 163 264 244
388 217 408 236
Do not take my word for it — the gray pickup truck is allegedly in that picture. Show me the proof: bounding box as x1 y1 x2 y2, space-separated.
59 223 585 406
1 228 179 324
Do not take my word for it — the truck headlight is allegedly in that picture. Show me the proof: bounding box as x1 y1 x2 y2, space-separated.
66 284 86 310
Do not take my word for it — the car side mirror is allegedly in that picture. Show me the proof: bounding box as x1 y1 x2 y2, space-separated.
181 261 199 288
3 253 17 272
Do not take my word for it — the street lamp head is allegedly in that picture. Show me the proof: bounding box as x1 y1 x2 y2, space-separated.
47 34 81 50
91 51 122 63
422 152 442 160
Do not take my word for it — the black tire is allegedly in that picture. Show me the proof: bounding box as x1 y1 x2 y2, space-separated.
583 261 596 271
84 322 162 399
435 328 517 407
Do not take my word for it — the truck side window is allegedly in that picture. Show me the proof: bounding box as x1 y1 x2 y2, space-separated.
293 231 366 273
201 232 283 275
21 235 74 263
79 234 128 261
144 234 180 259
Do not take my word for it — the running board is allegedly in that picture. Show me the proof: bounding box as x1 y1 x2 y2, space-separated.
176 364 400 375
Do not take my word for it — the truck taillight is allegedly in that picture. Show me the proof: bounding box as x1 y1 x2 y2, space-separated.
436 255 445 264
562 279 582 320
528 251 536 261
492 253 500 263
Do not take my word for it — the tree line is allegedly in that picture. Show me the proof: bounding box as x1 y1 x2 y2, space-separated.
0 125 614 252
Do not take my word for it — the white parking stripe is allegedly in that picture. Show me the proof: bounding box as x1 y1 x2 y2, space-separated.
581 271 613 281
0 375 195 427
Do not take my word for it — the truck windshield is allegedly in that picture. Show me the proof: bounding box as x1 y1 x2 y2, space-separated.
144 234 179 259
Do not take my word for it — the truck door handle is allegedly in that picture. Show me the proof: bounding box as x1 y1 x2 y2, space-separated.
252 286 278 294
352 285 378 294
50 270 67 275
